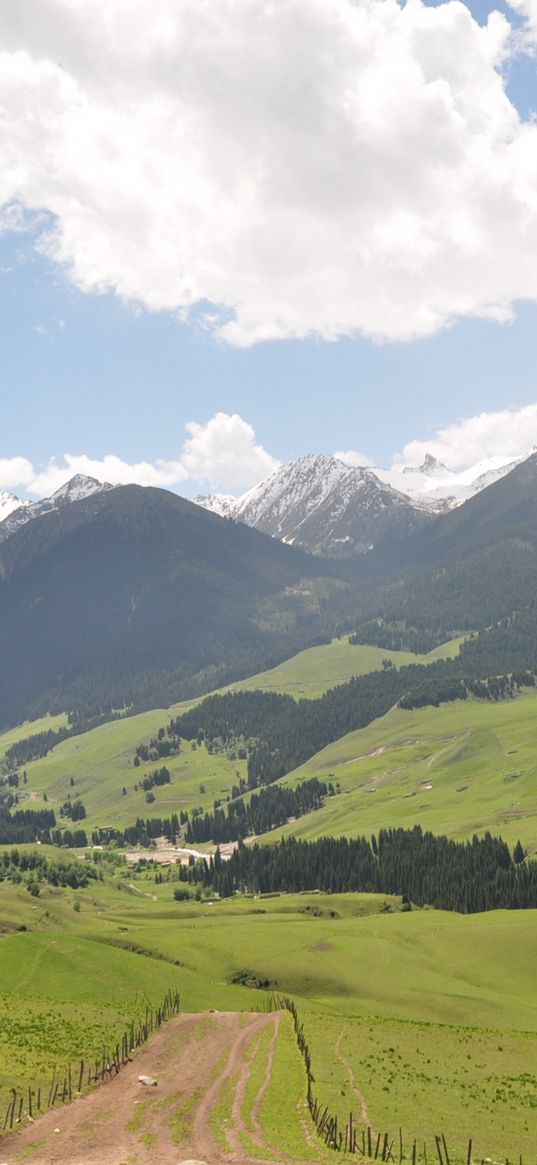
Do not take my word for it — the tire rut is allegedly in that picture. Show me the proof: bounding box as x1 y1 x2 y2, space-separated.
1 1011 318 1165
335 1030 374 1134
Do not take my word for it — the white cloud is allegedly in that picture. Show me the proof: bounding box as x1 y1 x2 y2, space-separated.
509 0 537 46
0 412 279 498
334 449 373 468
27 453 188 497
0 457 35 490
1 1 537 344
181 412 279 492
399 403 537 469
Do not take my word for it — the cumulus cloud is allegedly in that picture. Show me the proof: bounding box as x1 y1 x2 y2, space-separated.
1 0 537 344
399 403 537 469
1 412 279 498
0 457 35 490
334 450 373 468
181 412 279 492
509 0 537 45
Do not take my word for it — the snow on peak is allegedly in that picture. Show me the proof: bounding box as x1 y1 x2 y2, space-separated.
0 491 27 522
0 474 113 542
192 493 237 518
50 473 107 504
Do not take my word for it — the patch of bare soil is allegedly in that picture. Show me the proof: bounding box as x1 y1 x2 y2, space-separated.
1 1011 312 1165
312 942 333 952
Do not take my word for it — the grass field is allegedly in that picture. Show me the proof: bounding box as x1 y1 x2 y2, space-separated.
0 635 463 835
1 630 536 1161
0 873 535 1161
274 686 537 852
15 715 248 832
223 634 465 700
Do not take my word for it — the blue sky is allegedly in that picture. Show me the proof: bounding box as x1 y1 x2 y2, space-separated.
1 0 537 497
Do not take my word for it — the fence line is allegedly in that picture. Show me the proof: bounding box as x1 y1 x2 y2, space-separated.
260 993 525 1165
2 987 180 1132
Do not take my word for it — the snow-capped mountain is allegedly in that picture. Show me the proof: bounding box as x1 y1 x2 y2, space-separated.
229 453 431 556
376 451 535 507
0 491 28 523
193 447 537 557
191 493 237 519
0 474 113 542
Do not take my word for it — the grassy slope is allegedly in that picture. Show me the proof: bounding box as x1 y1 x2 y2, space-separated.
16 716 247 832
274 686 537 852
1 634 536 1158
223 635 466 699
0 637 462 833
0 876 535 1159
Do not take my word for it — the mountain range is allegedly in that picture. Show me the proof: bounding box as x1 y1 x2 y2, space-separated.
2 446 537 726
0 482 352 726
194 449 535 556
3 448 533 562
0 474 111 542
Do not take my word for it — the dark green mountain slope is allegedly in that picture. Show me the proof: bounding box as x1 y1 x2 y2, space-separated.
361 452 537 633
0 486 354 725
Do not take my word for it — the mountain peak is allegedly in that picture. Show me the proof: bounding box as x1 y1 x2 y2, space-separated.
0 474 114 544
231 451 426 556
192 492 237 518
406 454 450 477
50 474 110 503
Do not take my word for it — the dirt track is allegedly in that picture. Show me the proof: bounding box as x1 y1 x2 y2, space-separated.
0 1011 304 1165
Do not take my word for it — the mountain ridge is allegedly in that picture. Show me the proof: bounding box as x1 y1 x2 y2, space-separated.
193 448 537 556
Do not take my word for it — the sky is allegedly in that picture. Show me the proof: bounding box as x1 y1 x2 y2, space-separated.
1 0 537 499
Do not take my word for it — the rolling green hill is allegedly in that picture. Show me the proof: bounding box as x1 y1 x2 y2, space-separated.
274 686 537 851
0 873 535 1160
224 634 465 699
0 636 463 834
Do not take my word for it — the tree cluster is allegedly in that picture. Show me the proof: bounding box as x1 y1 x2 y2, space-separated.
184 828 536 913
140 766 171 791
184 777 331 844
0 807 56 845
0 847 98 891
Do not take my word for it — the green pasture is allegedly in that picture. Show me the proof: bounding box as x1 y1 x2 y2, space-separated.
223 635 465 700
0 713 68 758
18 720 247 833
0 871 536 1160
274 686 537 852
0 635 462 835
0 920 181 1100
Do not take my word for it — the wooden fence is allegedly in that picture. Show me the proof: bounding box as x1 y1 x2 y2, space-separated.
2 987 180 1132
261 993 526 1165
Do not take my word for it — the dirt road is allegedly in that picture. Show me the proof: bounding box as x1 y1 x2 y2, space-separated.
0 1011 303 1165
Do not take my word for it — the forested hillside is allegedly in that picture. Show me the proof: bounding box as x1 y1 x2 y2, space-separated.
172 615 537 786
0 485 359 726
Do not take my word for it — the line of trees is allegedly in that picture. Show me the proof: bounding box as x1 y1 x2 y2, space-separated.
181 827 535 913
172 663 537 788
0 807 56 845
184 777 331 844
91 814 180 848
3 727 73 770
399 670 535 710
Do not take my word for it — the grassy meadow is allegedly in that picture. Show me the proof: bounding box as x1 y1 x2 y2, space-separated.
1 631 536 1161
0 635 464 835
0 874 535 1160
275 686 537 852
223 634 466 700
